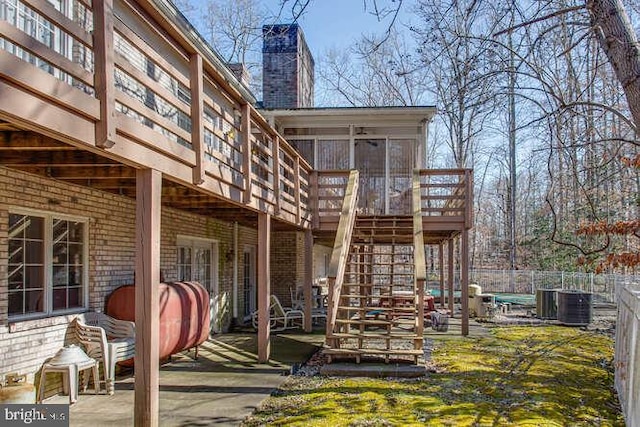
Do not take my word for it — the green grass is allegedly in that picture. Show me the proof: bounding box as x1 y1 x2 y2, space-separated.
242 326 624 426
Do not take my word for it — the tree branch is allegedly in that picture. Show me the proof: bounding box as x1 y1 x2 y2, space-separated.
494 5 586 37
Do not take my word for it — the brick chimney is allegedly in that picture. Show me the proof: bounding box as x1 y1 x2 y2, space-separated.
262 24 314 109
227 63 251 89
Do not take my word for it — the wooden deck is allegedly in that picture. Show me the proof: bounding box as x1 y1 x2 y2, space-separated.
0 0 312 231
323 171 472 364
0 0 472 236
0 0 473 423
315 169 473 244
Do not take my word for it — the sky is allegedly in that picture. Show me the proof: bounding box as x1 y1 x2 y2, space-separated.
259 0 416 55
180 0 419 67
180 0 424 106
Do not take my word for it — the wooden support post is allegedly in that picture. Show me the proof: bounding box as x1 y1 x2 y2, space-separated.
134 168 161 427
190 53 204 185
294 156 301 224
368 244 374 290
465 169 473 229
310 171 319 229
439 242 445 308
257 213 271 362
303 229 313 332
93 0 115 148
447 239 454 314
359 246 366 339
325 277 336 343
390 243 395 294
461 230 469 336
232 222 239 320
416 278 425 339
242 103 252 204
273 137 280 214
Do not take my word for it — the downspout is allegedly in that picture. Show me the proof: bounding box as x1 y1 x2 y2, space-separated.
232 221 238 319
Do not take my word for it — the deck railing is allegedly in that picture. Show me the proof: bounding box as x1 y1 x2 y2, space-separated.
314 169 473 230
325 170 359 342
314 171 352 229
412 170 426 337
416 169 473 228
1 0 470 232
0 0 311 227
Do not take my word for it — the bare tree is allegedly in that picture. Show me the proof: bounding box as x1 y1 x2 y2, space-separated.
201 0 265 67
412 0 501 169
587 0 640 131
318 30 429 107
491 0 640 271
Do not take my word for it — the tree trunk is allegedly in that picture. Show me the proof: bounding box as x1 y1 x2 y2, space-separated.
587 0 640 131
508 23 517 277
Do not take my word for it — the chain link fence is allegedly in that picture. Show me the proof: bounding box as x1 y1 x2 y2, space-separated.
427 269 640 304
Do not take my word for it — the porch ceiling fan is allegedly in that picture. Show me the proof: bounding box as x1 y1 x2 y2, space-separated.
355 139 379 147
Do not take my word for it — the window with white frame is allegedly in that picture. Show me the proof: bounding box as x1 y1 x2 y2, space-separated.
176 237 216 293
8 211 88 318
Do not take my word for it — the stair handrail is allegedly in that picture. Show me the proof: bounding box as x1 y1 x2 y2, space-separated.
325 170 359 340
413 170 426 337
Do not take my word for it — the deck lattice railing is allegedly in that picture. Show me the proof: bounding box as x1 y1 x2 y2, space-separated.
315 168 472 230
0 0 312 227
325 170 359 343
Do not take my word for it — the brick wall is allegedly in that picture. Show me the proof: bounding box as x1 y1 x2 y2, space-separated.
271 231 309 306
0 167 259 389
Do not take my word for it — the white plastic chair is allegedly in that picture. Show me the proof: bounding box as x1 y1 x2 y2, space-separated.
252 295 305 331
74 312 135 395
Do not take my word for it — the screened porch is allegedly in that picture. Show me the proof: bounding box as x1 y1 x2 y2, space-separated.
262 107 435 216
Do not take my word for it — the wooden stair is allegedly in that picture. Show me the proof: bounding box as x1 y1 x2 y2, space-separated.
325 215 424 364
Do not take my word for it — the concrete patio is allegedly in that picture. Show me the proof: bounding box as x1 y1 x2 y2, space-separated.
42 331 325 426
42 316 498 426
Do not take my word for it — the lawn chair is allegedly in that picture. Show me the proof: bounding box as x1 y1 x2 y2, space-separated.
290 287 326 325
252 295 305 331
74 312 135 395
310 307 327 325
290 287 304 310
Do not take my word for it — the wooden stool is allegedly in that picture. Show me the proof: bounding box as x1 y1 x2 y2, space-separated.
38 358 99 404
